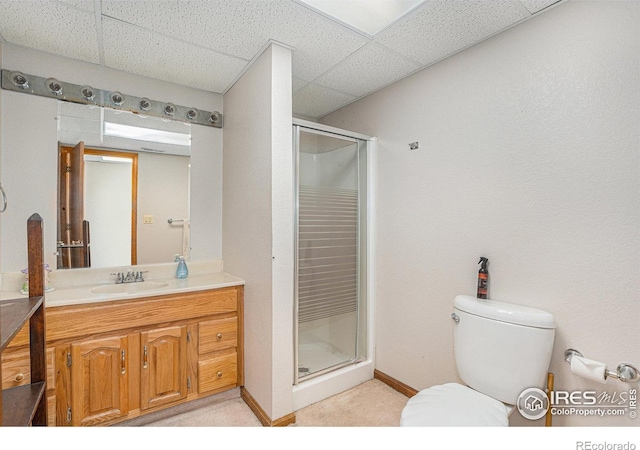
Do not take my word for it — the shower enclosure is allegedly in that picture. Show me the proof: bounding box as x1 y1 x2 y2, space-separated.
293 120 371 386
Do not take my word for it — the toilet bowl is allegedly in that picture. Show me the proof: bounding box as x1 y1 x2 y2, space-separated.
401 383 512 426
400 295 555 426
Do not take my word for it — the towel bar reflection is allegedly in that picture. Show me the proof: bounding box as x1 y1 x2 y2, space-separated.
0 183 7 212
564 349 639 382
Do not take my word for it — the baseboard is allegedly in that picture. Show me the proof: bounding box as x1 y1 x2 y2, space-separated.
374 369 418 398
240 387 296 427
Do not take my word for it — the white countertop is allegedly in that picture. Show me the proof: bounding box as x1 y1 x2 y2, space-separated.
0 260 244 308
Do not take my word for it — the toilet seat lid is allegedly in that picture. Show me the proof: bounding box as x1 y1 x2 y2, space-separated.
401 382 510 426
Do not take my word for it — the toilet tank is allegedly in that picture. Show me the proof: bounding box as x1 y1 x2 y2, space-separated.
453 295 556 405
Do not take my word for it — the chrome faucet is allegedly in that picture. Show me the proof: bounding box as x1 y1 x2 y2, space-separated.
111 270 148 284
135 271 147 282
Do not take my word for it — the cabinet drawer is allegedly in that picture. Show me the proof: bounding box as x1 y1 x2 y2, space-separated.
1 347 55 389
198 353 237 394
199 317 237 354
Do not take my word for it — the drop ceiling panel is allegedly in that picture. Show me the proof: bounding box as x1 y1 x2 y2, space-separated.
0 0 100 63
293 83 358 118
296 0 427 36
102 0 368 86
102 18 248 93
102 0 272 60
288 21 368 82
519 0 562 14
376 0 529 66
293 77 309 93
57 0 95 13
315 42 422 97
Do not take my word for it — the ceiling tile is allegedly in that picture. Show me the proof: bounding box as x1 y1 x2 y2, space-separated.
0 0 99 63
102 18 248 93
101 0 271 60
518 0 562 14
293 83 357 118
101 0 368 83
297 0 427 37
315 42 422 97
293 77 309 93
285 2 370 82
57 0 95 13
376 0 528 66
289 26 368 82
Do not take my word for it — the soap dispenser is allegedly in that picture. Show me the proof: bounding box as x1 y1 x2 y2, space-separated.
176 256 189 279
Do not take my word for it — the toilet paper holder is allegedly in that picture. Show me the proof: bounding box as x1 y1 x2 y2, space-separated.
564 349 639 383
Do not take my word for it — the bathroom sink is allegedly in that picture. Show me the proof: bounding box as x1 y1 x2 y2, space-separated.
90 281 169 295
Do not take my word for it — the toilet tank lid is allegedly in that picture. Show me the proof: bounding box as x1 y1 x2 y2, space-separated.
454 295 556 329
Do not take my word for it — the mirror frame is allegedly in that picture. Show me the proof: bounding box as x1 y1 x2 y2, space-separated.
57 143 139 269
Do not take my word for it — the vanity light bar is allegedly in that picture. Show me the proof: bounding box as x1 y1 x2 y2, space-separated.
0 69 222 128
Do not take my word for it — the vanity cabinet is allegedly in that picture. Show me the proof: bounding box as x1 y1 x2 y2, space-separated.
198 316 238 394
67 335 130 426
2 285 243 426
140 325 188 410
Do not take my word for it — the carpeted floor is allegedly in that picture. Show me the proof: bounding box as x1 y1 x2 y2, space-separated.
138 379 408 427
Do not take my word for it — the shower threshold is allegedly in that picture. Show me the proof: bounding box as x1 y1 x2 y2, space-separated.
297 357 361 382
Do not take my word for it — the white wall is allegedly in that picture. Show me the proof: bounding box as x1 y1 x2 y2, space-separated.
223 43 294 421
0 43 3 265
322 0 639 427
0 45 223 271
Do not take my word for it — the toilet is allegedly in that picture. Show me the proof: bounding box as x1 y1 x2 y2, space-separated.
401 294 556 426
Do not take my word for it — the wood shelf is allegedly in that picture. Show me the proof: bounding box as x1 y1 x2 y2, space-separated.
0 296 44 351
1 382 46 426
0 213 47 426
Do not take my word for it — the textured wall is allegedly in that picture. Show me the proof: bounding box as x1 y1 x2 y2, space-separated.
322 0 639 427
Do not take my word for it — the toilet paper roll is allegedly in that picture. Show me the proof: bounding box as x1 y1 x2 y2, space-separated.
570 355 608 384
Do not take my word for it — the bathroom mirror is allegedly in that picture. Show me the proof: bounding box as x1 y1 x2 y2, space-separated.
56 102 191 269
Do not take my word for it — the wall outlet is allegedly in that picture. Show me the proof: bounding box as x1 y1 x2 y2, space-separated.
143 215 154 224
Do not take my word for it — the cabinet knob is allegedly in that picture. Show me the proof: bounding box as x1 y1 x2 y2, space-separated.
217 371 223 378
216 333 223 340
14 373 25 382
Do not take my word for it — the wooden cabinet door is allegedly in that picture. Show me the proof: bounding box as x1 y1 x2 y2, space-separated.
140 325 187 410
70 335 129 426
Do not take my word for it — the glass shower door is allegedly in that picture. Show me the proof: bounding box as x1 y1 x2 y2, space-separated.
294 125 368 383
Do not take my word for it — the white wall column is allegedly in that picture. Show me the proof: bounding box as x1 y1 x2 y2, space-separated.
223 43 294 421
